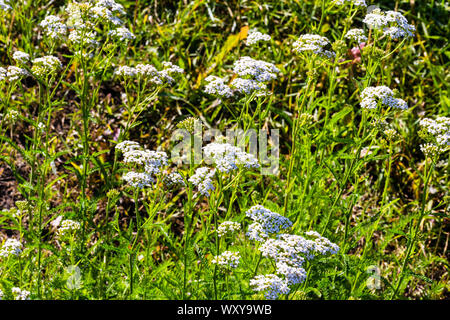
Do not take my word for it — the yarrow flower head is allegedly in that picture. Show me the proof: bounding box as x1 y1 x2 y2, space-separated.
363 9 415 39
233 56 279 82
0 0 12 11
6 66 29 81
115 140 142 153
230 78 269 96
0 238 23 258
246 29 271 46
109 27 135 41
188 167 216 197
333 0 366 7
419 117 450 157
255 231 339 292
32 56 62 78
203 142 260 173
204 76 233 98
40 15 68 39
245 205 292 241
114 61 183 85
122 171 154 188
57 219 81 238
11 287 30 300
163 172 186 188
345 29 368 44
250 274 290 299
360 86 408 110
211 251 241 269
293 34 336 60
217 221 241 237
12 51 30 64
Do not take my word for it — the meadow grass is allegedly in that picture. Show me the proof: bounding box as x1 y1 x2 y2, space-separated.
0 0 448 300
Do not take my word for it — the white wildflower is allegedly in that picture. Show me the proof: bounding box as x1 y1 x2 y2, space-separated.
246 205 292 237
211 251 240 269
217 221 241 237
6 66 29 81
203 142 260 173
122 171 154 188
250 274 290 299
246 29 271 46
11 287 30 300
109 27 136 41
360 86 408 110
57 219 81 238
233 56 279 82
32 56 62 77
0 238 23 258
12 51 30 64
40 15 68 39
293 34 335 59
345 29 368 44
204 76 233 98
188 167 216 197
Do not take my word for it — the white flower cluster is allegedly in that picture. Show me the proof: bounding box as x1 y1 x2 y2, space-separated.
117 141 169 189
32 56 62 78
69 30 100 47
211 251 241 269
188 167 216 197
122 171 154 188
231 56 279 96
252 231 339 299
333 0 366 6
419 117 450 157
116 140 141 153
360 86 408 110
12 287 30 300
0 288 3 300
419 117 450 147
345 29 368 44
163 172 186 188
233 56 279 82
114 61 184 85
217 221 241 237
293 34 336 59
363 9 415 39
204 76 233 98
40 15 68 39
246 205 292 241
4 66 30 82
57 219 81 238
246 29 271 46
0 0 11 11
0 238 23 258
250 274 290 300
203 142 260 173
12 51 31 64
40 0 133 45
108 27 136 41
